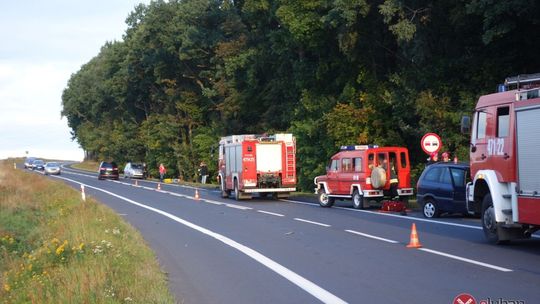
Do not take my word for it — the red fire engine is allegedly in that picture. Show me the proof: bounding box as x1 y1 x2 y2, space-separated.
218 134 296 200
314 145 413 209
462 73 540 243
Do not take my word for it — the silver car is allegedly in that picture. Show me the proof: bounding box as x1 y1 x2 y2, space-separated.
44 162 61 175
124 162 145 179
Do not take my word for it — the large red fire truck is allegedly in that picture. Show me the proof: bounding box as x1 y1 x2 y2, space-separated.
462 73 540 243
314 145 413 209
218 133 296 200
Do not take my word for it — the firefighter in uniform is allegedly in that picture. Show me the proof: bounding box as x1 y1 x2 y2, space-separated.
389 159 399 199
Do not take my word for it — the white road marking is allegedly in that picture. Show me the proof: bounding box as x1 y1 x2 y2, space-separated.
345 230 399 244
258 210 285 217
52 175 347 304
201 199 223 206
225 204 252 210
294 218 331 227
280 199 483 230
419 248 513 272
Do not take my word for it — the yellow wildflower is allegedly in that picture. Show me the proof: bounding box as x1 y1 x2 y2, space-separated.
3 283 10 292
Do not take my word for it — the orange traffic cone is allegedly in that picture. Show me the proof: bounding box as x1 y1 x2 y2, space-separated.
406 223 422 248
194 189 200 200
157 183 161 190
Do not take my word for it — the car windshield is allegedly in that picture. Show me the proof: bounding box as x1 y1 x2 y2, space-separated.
46 162 58 167
101 162 114 168
131 164 142 169
33 160 44 165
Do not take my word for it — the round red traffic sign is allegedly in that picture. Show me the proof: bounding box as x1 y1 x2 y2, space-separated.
453 293 476 304
421 133 442 154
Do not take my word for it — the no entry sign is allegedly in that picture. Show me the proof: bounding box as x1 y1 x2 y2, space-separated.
421 133 442 155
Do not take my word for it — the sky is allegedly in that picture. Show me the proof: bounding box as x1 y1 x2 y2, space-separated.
0 0 149 161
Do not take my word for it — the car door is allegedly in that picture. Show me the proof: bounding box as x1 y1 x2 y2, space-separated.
437 167 454 211
326 159 340 194
338 158 354 194
450 167 468 213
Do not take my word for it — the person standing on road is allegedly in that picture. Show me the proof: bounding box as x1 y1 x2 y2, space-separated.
199 161 208 184
159 163 166 182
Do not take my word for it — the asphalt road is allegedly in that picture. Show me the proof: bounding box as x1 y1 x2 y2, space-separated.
25 164 540 303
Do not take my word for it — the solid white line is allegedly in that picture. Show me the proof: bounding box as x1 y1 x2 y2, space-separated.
294 218 331 227
225 204 252 210
257 210 285 217
345 230 399 244
52 175 347 304
419 248 513 272
281 199 483 230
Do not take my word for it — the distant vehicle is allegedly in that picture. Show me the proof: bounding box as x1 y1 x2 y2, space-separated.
416 162 470 218
314 145 413 209
218 134 297 200
24 157 36 169
32 159 45 171
124 162 145 179
98 161 119 180
44 162 61 175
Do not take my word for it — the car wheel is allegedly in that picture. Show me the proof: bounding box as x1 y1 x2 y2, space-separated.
422 198 440 218
318 189 335 208
352 190 363 209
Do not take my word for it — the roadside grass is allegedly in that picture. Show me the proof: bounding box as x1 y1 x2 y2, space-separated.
71 160 99 172
0 160 175 303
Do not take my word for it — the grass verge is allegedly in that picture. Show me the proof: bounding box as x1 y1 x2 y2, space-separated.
71 160 100 172
0 160 175 303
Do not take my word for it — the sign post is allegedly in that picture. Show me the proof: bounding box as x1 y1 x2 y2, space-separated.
421 133 442 155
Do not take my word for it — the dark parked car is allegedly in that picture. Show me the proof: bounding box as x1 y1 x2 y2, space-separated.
416 162 470 218
98 161 119 180
32 159 45 171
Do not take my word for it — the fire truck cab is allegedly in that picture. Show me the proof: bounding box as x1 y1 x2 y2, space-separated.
462 73 540 243
314 145 413 209
218 134 296 200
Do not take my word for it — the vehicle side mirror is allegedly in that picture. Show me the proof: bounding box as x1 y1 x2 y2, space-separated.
460 116 471 134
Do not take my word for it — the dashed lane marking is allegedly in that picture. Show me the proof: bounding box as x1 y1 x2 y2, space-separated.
345 230 399 244
225 204 252 211
294 218 331 227
419 248 513 272
258 210 285 217
280 199 483 231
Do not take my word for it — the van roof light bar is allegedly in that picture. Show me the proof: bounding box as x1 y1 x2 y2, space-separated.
340 145 379 151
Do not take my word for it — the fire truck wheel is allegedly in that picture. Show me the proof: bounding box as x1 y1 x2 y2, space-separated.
371 167 387 189
422 198 440 218
220 179 229 198
234 179 241 201
318 191 334 208
482 194 506 244
352 190 363 209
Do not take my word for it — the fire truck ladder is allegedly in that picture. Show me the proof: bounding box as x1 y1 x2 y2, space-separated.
285 144 295 179
505 73 540 90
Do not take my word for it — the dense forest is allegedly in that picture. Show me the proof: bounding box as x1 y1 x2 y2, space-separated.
62 0 540 190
